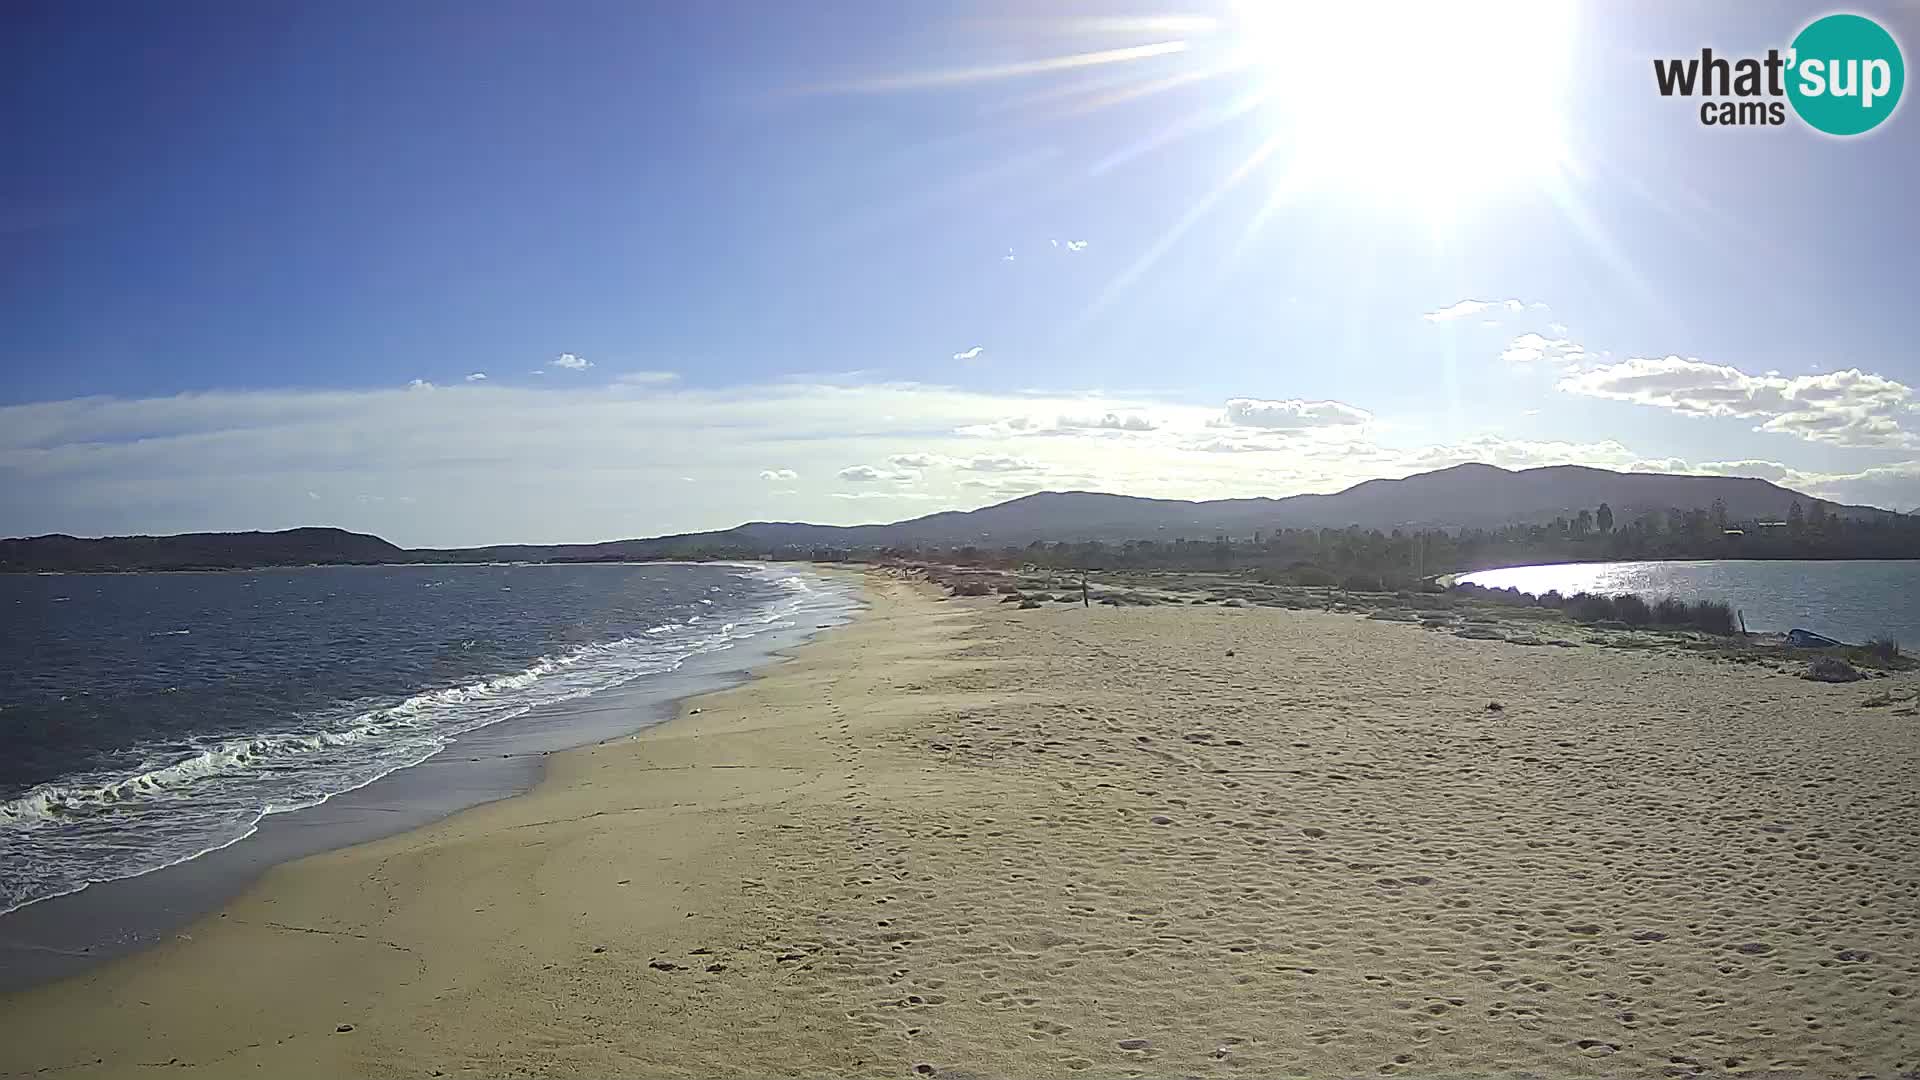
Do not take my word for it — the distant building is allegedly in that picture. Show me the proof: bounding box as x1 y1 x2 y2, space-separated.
1722 528 1745 537
1754 521 1789 532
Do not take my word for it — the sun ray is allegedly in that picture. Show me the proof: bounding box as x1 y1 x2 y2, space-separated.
800 41 1192 95
1090 85 1271 176
1079 131 1290 325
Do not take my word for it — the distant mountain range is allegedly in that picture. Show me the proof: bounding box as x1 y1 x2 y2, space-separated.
1 463 1901 572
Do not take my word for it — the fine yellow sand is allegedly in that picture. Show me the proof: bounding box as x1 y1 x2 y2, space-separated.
4 572 1917 1078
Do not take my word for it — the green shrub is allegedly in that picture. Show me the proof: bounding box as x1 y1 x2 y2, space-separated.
1286 565 1341 587
1690 599 1736 635
1653 597 1692 625
1614 594 1652 627
1567 592 1617 622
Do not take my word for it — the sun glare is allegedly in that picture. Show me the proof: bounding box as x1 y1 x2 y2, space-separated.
1234 0 1575 212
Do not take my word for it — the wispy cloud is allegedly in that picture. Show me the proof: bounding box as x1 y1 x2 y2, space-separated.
758 468 798 481
960 477 1046 496
836 463 920 483
952 345 985 362
464 372 487 382
549 353 592 371
1001 249 1016 262
1221 398 1372 430
1059 412 1155 432
1421 298 1546 323
959 455 1039 473
613 370 679 386
887 453 950 469
1065 240 1088 252
1500 332 1589 365
406 379 434 391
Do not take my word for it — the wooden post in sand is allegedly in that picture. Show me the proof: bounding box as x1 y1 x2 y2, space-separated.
1081 569 1089 608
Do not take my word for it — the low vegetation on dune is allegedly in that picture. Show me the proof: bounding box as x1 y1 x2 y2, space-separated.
904 564 1913 678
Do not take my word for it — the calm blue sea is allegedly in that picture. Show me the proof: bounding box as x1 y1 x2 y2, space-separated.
1458 559 1920 646
0 562 847 915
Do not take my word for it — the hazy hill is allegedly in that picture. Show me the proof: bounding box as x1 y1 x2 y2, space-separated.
526 463 1890 556
2 464 1899 571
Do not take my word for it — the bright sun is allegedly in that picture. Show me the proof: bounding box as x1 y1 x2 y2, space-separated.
1233 0 1575 213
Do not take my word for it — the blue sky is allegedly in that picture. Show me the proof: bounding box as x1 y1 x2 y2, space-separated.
4 0 1919 545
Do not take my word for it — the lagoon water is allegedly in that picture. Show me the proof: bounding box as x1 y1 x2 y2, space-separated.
1457 559 1919 647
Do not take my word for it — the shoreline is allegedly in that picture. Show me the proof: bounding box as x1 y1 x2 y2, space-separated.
0 563 860 991
5 573 1914 1078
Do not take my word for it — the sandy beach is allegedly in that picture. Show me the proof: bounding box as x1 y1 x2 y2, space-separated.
4 571 1917 1078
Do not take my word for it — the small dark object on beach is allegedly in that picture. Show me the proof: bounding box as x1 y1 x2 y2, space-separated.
592 945 607 953
1486 702 1504 712
1804 656 1865 683
1018 599 1042 609
335 1024 354 1033
1225 649 1235 657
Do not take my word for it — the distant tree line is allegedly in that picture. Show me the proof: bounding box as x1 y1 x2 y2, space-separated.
783 500 1920 590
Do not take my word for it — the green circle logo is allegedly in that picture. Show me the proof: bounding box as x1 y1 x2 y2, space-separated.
1787 13 1905 135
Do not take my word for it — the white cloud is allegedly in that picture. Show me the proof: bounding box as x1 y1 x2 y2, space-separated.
1559 357 1916 448
836 464 920 483
1422 298 1538 323
758 468 798 481
830 491 947 501
1222 398 1372 430
960 455 1038 473
1001 249 1016 262
464 373 487 382
952 345 985 362
1065 240 1088 252
406 379 434 391
550 353 592 371
1059 412 1155 432
886 453 951 469
1500 332 1589 365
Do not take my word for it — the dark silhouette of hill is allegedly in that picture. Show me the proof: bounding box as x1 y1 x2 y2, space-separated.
1 463 1901 571
0 527 405 572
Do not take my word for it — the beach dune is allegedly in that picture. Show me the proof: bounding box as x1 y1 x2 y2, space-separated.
3 573 1916 1078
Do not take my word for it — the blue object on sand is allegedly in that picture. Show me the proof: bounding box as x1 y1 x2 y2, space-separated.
1785 628 1847 648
